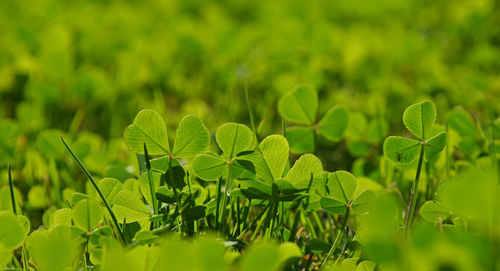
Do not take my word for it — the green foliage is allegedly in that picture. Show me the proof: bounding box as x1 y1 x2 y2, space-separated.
0 1 499 266
124 109 170 155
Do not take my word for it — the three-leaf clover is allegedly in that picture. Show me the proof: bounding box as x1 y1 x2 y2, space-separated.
232 134 324 201
320 171 375 215
124 109 210 160
279 85 349 154
383 101 446 164
192 122 255 182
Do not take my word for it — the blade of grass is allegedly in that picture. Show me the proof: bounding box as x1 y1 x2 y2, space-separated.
61 137 126 243
244 82 257 136
8 163 17 214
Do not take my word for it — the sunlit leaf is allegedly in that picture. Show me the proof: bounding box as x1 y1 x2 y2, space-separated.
260 134 289 180
216 123 253 159
124 109 169 155
318 105 349 142
383 136 421 164
278 85 318 125
403 101 436 140
172 115 210 159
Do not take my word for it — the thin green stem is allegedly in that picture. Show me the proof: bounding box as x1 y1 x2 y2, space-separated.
281 116 287 137
220 162 233 232
405 142 425 235
8 163 17 214
320 208 350 270
61 137 126 243
144 144 158 216
215 176 223 229
244 82 257 136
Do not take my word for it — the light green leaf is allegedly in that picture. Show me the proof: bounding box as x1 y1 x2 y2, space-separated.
351 189 376 215
216 123 253 159
240 242 279 271
318 105 349 141
28 185 48 208
327 171 357 203
172 115 210 159
285 154 323 190
0 211 26 249
286 126 315 154
49 208 73 228
320 197 347 214
124 109 169 155
448 107 476 138
419 201 450 223
383 136 421 164
192 152 227 181
73 199 104 231
425 132 446 161
367 119 388 143
260 135 289 180
278 85 318 125
112 190 151 223
403 101 436 140
98 178 123 205
356 260 377 271
26 226 81 271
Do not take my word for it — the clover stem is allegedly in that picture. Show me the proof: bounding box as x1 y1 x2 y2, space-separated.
405 142 425 235
320 207 350 270
215 176 223 229
168 155 183 232
61 137 126 243
220 161 232 232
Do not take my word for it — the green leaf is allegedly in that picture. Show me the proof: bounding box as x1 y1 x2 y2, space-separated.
286 126 315 154
367 119 388 143
320 197 347 214
98 178 123 205
448 107 476 138
192 152 227 181
0 211 26 249
260 135 289 180
73 199 104 231
425 131 446 161
419 201 450 223
383 136 421 164
240 242 280 271
156 187 176 204
26 226 81 271
327 171 357 203
351 189 376 215
278 85 318 125
216 123 253 159
112 190 151 223
49 208 73 228
403 101 436 140
172 115 210 159
124 109 170 155
318 105 349 141
285 154 323 190
232 179 272 200
28 185 48 208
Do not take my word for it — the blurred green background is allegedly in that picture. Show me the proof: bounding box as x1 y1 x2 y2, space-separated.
1 0 499 138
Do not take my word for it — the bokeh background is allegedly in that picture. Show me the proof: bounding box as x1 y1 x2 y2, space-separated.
2 0 499 137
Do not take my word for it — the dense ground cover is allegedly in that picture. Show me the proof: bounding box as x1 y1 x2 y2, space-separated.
1 0 500 270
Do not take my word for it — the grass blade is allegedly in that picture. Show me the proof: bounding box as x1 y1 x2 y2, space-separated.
61 137 126 243
8 163 17 214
